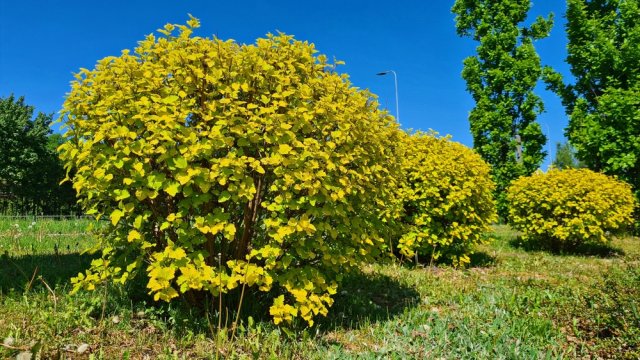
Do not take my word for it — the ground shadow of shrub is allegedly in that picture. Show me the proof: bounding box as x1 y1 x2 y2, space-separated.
315 269 420 331
509 236 625 258
99 267 421 336
0 252 420 336
468 251 498 268
0 252 95 293
37 262 419 336
394 250 498 270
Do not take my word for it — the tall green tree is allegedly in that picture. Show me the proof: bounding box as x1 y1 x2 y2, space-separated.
544 0 640 230
452 0 552 219
0 95 77 214
553 141 582 169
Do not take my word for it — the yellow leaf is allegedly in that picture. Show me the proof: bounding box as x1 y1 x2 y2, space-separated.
164 182 180 197
133 215 143 229
224 223 236 240
173 157 188 169
110 209 124 226
133 163 145 177
278 144 292 155
167 247 187 260
128 229 142 242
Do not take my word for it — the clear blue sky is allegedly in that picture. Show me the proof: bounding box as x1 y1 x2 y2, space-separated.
0 0 571 168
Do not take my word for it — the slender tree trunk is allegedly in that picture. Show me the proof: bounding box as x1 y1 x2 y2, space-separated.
234 176 263 260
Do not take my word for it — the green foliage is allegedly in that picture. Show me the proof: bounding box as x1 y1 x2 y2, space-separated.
395 132 497 267
0 95 50 194
507 169 635 250
543 0 640 231
452 0 552 219
0 95 77 215
552 141 582 170
59 18 401 326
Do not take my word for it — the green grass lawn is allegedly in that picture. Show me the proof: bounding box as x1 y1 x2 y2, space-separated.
1 220 638 359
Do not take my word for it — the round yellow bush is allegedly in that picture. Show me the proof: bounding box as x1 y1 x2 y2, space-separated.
507 168 635 249
395 132 497 267
59 18 401 326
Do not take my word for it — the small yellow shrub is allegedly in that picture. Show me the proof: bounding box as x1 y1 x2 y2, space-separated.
507 168 635 248
395 132 497 267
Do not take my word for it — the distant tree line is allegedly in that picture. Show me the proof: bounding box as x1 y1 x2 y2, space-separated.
553 142 583 170
0 95 78 215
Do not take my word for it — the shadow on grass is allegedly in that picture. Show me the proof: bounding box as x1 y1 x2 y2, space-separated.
0 252 94 293
181 268 422 333
468 251 498 268
0 252 420 336
95 268 422 337
509 237 625 258
316 269 420 331
394 250 498 270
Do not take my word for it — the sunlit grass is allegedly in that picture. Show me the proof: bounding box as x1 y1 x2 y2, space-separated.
0 216 101 255
0 221 638 359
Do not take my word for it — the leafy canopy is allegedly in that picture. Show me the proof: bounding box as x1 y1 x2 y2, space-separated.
452 0 552 219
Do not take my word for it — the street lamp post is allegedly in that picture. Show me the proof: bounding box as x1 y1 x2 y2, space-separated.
376 70 399 124
377 70 402 260
542 122 552 169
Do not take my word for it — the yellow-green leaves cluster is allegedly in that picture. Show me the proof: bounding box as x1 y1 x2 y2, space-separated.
507 169 635 248
60 18 400 326
395 132 497 267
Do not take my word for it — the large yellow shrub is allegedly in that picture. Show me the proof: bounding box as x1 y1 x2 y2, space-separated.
395 132 497 267
59 18 401 326
507 169 635 249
